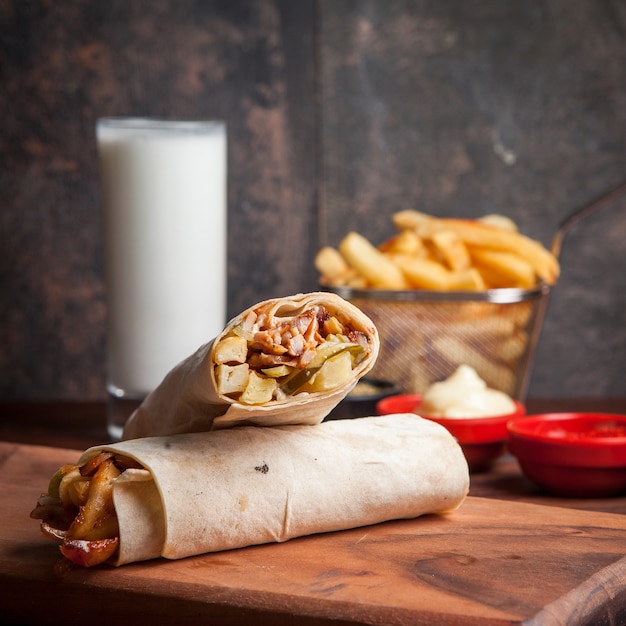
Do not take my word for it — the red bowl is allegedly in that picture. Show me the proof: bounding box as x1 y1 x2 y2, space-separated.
507 413 626 497
376 394 525 473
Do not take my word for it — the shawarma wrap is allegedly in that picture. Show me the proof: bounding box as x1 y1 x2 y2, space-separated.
31 414 469 567
122 292 379 439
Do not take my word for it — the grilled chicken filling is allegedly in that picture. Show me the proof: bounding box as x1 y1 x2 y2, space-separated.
213 303 370 404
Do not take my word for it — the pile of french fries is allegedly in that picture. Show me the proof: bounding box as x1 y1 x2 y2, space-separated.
315 210 559 396
316 210 559 291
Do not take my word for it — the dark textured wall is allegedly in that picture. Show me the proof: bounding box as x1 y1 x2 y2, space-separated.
1 0 318 399
1 0 624 402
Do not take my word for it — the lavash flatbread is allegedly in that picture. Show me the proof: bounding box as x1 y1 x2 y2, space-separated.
122 292 379 440
77 413 469 565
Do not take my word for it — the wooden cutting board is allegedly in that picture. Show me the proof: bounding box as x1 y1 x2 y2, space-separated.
2 441 626 626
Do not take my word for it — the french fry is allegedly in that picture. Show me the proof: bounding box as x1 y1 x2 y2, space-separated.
508 302 534 328
392 209 435 232
493 331 528 365
435 219 559 285
394 256 453 290
316 210 559 292
430 229 471 271
379 229 426 257
447 268 487 291
469 247 536 289
345 273 369 289
478 214 519 232
315 246 351 285
446 313 517 339
339 232 408 289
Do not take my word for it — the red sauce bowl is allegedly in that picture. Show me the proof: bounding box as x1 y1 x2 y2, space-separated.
377 394 525 473
507 413 626 497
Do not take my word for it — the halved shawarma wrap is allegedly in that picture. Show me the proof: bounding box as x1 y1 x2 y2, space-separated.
31 414 470 567
122 292 380 439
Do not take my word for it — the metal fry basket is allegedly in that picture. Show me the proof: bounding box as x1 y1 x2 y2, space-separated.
329 285 548 401
326 181 626 402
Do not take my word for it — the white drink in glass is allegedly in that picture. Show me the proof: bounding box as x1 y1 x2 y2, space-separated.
96 118 227 439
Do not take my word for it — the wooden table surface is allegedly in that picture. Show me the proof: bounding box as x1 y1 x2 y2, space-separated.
1 399 625 625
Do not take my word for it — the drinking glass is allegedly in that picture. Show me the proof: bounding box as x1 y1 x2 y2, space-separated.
96 118 227 439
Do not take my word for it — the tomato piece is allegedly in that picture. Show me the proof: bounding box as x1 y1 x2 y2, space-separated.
60 537 119 567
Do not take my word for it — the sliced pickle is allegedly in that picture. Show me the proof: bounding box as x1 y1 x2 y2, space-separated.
47 468 65 499
302 350 354 392
261 365 293 378
280 342 364 396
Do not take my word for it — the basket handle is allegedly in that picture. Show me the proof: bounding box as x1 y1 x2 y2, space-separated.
551 179 626 259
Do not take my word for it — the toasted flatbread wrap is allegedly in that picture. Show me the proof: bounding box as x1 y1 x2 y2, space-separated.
31 414 469 567
122 292 379 439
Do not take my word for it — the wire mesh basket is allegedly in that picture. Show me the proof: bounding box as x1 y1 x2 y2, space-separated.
327 284 548 401
325 181 626 402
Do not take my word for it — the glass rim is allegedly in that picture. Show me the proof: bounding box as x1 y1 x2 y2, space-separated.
96 117 225 135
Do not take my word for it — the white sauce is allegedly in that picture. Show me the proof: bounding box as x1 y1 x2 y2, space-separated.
420 364 516 418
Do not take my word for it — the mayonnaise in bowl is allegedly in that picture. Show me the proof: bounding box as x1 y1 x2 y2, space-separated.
419 365 516 418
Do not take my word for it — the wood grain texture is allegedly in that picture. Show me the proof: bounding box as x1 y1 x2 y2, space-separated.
3 441 626 625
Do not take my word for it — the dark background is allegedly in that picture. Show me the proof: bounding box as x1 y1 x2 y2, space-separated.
1 0 624 403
